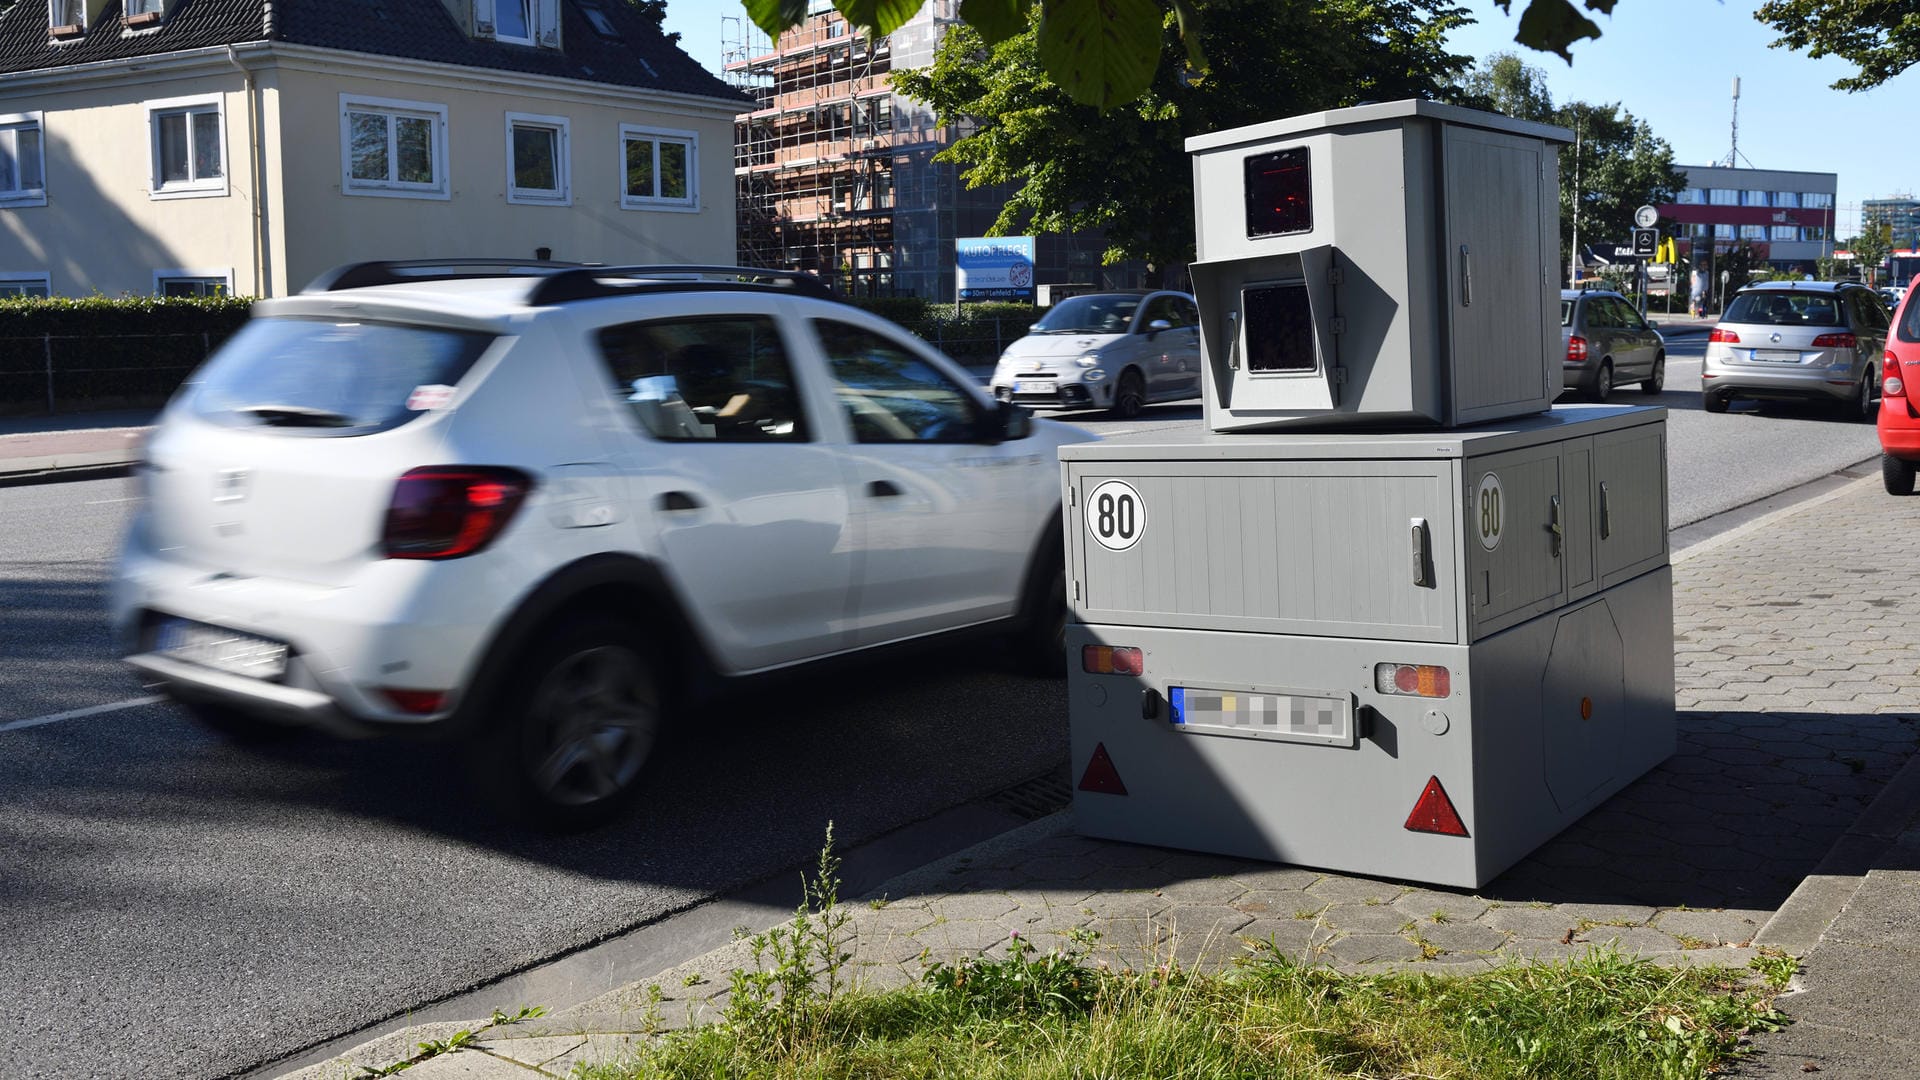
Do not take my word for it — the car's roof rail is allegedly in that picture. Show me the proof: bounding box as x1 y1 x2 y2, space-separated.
525 265 836 305
302 259 593 293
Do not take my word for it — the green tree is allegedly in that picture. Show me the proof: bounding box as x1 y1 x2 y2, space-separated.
1457 54 1684 278
1756 0 1920 91
1849 221 1894 285
890 0 1472 283
746 0 1616 110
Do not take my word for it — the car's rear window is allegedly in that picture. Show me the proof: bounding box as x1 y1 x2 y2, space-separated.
1723 292 1844 327
185 317 494 436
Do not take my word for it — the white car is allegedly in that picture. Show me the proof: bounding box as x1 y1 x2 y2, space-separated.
990 290 1203 417
111 262 1093 826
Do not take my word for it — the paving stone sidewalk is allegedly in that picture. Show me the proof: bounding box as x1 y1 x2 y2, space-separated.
284 476 1920 1079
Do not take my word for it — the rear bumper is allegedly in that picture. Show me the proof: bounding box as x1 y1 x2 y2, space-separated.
126 651 372 736
1701 367 1859 401
1880 398 1920 458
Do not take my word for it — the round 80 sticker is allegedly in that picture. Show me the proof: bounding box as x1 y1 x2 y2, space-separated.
1476 471 1504 551
1087 479 1147 551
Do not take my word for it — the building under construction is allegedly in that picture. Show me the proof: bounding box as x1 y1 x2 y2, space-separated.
726 2 1131 300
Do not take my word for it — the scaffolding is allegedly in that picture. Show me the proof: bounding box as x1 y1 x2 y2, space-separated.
727 10 902 296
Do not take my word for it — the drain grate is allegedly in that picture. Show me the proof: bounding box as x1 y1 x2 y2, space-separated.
985 765 1073 821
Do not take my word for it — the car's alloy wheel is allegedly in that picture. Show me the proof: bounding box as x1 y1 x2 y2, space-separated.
526 643 658 809
1855 369 1877 422
1885 453 1918 496
1591 361 1612 403
1641 355 1665 395
1109 370 1146 419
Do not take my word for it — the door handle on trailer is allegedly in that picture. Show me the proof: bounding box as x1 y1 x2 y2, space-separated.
1409 517 1432 588
1599 482 1612 539
866 480 903 498
657 491 703 512
1459 245 1473 307
1548 494 1563 557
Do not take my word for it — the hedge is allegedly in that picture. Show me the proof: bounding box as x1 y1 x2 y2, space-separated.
0 296 255 415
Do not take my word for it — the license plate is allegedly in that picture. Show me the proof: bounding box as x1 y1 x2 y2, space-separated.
155 618 288 679
1014 381 1051 395
1751 349 1802 363
1169 685 1356 747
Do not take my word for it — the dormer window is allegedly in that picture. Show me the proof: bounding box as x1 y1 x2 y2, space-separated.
125 0 164 25
474 0 557 48
49 0 86 37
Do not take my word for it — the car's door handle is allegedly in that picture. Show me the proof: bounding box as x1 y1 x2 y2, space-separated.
657 491 703 512
866 480 903 498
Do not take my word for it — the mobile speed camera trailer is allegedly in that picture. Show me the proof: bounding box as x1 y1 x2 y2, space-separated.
1062 101 1677 889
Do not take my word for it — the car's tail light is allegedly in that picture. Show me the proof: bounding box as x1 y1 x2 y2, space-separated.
1811 332 1857 349
1889 350 1908 399
381 688 448 714
1708 327 1741 344
382 467 532 559
1565 335 1588 363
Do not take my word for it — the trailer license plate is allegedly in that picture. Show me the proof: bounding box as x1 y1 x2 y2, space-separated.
155 618 288 680
1169 686 1356 747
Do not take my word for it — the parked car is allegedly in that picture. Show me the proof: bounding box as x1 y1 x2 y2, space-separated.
1879 285 1908 310
1880 289 1920 494
110 262 1093 826
1559 288 1666 401
1702 281 1888 419
990 290 1202 417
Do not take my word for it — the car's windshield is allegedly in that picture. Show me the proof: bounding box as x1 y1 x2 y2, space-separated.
1560 299 1575 327
1723 291 1844 328
1030 295 1141 334
187 317 494 436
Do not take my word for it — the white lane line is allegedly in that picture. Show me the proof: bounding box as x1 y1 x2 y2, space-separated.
85 496 141 505
0 694 165 734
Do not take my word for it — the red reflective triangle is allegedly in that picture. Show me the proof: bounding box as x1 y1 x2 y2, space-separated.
1404 775 1469 837
1077 742 1128 795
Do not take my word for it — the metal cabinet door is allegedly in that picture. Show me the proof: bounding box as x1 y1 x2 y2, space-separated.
1068 459 1460 643
1465 444 1566 640
1443 125 1555 423
1593 423 1669 588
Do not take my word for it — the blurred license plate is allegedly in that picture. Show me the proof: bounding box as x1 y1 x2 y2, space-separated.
1751 349 1801 363
155 618 287 679
1169 685 1356 747
1014 381 1053 394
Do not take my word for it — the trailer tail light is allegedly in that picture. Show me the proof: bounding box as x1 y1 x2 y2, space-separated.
1811 332 1856 349
1708 327 1741 344
1565 335 1588 363
382 467 532 559
1082 645 1144 676
1374 662 1451 698
1405 776 1469 837
1886 351 1906 398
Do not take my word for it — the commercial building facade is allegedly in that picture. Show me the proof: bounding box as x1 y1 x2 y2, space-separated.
1658 164 1838 274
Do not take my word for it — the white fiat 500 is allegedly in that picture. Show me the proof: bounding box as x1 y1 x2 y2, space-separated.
112 262 1092 826
990 290 1202 417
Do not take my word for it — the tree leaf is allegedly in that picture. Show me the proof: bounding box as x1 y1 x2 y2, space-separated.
1505 0 1604 62
960 0 1032 45
836 0 926 37
742 0 809 40
1036 0 1165 111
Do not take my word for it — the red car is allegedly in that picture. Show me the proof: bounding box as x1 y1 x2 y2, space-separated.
1882 288 1920 494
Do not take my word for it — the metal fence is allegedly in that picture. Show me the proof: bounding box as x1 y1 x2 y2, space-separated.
0 332 217 416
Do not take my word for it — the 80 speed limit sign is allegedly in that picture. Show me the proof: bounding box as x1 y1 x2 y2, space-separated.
1087 479 1147 551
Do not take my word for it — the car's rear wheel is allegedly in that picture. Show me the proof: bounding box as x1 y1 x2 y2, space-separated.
1641 354 1665 394
1010 563 1067 677
1885 453 1917 496
468 616 661 829
1703 390 1730 414
1852 369 1877 423
1590 361 1613 403
1109 370 1146 419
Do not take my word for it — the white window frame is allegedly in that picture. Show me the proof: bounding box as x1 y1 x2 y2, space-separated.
619 124 698 212
0 112 47 208
153 268 233 297
147 94 227 199
0 272 51 298
490 0 534 45
474 0 557 46
340 94 450 201
505 112 570 206
48 0 85 31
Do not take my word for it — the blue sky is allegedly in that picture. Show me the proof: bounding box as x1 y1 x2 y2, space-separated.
662 0 1915 239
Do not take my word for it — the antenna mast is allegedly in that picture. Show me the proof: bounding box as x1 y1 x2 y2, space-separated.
1722 76 1753 169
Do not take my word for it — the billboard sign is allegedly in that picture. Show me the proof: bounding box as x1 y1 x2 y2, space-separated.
956 236 1036 301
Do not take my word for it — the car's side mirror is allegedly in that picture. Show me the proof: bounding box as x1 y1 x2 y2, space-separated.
1145 318 1172 338
1029 323 1044 333
986 400 1032 443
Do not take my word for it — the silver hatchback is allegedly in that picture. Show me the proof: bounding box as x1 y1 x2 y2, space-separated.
1560 289 1666 401
1702 282 1890 420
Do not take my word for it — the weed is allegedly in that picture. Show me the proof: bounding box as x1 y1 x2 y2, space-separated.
867 897 890 910
721 822 857 1054
1294 903 1331 920
1673 934 1713 951
1432 909 1452 924
681 972 706 988
1749 948 1800 989
355 1005 545 1077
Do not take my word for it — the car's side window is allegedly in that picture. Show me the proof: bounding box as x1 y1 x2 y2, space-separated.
1854 293 1889 334
812 319 981 444
1138 295 1176 330
595 315 808 442
1582 298 1615 330
1171 297 1199 327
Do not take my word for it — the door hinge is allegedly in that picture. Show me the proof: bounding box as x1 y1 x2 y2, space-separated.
1068 486 1076 507
1330 316 1347 335
1328 265 1344 286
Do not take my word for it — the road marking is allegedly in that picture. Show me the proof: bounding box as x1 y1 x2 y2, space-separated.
85 496 141 505
0 694 165 734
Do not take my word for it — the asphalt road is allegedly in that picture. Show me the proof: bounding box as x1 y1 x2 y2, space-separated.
0 371 1883 1079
